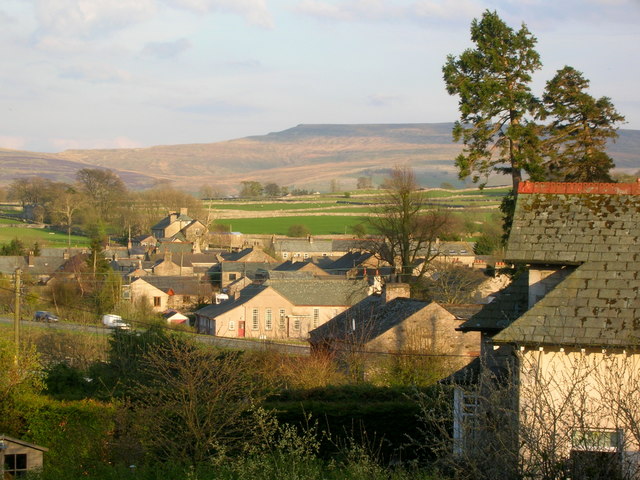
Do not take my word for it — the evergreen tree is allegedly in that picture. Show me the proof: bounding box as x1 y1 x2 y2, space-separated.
443 10 543 191
540 65 625 182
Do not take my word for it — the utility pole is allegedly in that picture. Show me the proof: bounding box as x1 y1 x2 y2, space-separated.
14 267 21 357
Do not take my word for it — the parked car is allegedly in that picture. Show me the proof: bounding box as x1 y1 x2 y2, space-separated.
33 311 59 322
102 314 131 330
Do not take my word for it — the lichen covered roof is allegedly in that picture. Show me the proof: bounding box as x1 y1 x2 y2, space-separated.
493 262 640 347
506 182 640 265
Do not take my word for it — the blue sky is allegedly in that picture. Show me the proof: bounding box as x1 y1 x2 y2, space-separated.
1 0 639 152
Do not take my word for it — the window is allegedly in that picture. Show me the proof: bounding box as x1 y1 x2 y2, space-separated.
279 309 286 329
265 308 272 330
252 308 259 330
153 297 161 307
453 387 479 455
4 454 27 477
282 252 289 259
313 308 320 328
303 253 309 259
229 320 235 330
293 317 300 330
229 273 237 281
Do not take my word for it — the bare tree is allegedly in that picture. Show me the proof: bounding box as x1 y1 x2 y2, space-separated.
366 166 452 283
132 336 268 465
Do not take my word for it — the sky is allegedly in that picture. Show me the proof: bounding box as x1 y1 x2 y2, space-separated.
1 0 639 153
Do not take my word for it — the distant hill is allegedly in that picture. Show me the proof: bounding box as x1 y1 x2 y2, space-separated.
1 123 639 193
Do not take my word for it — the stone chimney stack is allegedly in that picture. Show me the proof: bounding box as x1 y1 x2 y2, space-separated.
383 283 411 303
180 207 188 216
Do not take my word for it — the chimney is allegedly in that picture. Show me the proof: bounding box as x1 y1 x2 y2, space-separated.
164 250 173 263
383 283 411 303
169 212 178 222
180 207 188 216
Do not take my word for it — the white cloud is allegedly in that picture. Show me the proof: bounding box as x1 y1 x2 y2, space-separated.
0 136 27 150
162 0 274 28
367 93 401 107
59 63 132 83
33 0 156 38
295 0 482 23
142 38 191 58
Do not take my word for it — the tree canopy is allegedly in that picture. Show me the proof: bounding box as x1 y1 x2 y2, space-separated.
443 10 542 191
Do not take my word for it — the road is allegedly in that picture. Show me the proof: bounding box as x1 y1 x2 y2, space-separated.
0 316 310 355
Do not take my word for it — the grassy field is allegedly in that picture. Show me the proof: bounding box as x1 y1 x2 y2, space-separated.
215 216 367 235
0 227 90 248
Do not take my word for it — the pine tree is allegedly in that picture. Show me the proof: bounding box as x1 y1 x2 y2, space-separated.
540 65 625 182
443 10 543 191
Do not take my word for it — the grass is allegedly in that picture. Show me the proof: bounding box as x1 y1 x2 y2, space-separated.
0 227 90 248
215 216 368 235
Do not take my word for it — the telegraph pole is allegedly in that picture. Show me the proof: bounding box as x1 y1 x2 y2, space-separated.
14 267 21 357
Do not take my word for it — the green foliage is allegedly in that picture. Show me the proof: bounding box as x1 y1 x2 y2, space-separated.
287 223 310 237
540 65 625 182
17 395 116 479
0 237 26 255
240 180 264 197
443 10 542 189
44 363 93 400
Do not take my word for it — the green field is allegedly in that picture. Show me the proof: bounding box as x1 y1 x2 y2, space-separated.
215 216 368 235
0 227 90 248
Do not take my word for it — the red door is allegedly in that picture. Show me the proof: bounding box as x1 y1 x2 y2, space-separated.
238 320 245 337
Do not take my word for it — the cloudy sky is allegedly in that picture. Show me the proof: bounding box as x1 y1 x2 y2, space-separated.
1 0 639 152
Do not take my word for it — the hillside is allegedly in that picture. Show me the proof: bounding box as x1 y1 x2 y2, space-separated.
1 123 639 192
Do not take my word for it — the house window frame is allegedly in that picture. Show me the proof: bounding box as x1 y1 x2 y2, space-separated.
282 252 289 259
228 273 237 281
312 308 320 329
153 296 161 307
252 308 259 330
4 453 28 477
279 309 286 329
265 308 272 330
228 320 235 330
293 316 301 330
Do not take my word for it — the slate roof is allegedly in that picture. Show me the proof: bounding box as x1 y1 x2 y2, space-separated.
506 181 640 265
195 285 278 318
493 262 640 347
326 251 374 273
265 277 370 306
308 296 434 344
458 272 529 333
140 276 212 296
151 212 193 231
492 181 640 347
275 238 333 253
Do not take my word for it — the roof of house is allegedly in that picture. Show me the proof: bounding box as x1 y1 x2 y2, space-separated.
151 212 193 231
272 260 328 274
220 261 278 276
506 181 640 265
494 262 640 347
195 285 275 318
137 276 211 296
492 181 640 347
265 277 370 306
275 238 333 253
458 272 529 333
326 251 375 272
0 434 48 452
308 296 440 345
221 248 278 263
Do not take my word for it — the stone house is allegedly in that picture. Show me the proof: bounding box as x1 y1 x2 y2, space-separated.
309 283 480 377
195 277 370 340
454 181 640 479
130 275 212 312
